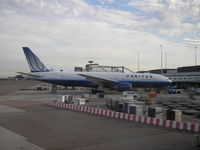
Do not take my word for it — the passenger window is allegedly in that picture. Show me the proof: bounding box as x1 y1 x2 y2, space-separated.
146 75 148 78
142 75 144 78
150 75 152 78
131 75 133 78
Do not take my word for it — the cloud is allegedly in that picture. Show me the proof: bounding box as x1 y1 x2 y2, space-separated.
183 38 200 45
184 38 200 43
128 0 200 21
127 0 200 37
0 0 199 77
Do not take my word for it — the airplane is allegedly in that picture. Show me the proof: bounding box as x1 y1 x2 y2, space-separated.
18 47 172 92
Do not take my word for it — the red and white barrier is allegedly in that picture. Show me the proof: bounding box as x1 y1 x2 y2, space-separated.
48 101 200 132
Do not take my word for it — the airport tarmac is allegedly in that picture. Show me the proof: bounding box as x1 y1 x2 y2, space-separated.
0 80 199 150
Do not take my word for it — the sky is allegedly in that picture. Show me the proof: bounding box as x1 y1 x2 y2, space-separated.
0 0 199 77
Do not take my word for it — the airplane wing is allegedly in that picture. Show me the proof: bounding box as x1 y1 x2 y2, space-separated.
78 74 132 91
78 74 117 84
17 72 42 78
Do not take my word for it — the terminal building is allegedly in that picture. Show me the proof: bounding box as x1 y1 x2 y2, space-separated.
150 65 200 88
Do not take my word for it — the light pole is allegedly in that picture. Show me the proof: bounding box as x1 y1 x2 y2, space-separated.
195 46 197 66
160 45 163 74
137 52 140 72
165 53 167 69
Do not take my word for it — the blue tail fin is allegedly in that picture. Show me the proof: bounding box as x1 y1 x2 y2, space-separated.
22 47 50 72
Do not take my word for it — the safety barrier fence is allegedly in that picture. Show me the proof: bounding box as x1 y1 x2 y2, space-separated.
48 101 200 132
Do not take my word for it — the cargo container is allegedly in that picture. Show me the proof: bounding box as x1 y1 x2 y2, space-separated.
129 104 143 115
166 109 182 121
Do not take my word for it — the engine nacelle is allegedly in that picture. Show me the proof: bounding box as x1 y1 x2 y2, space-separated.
115 82 133 91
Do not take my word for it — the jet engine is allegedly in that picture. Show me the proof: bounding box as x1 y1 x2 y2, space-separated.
115 82 133 91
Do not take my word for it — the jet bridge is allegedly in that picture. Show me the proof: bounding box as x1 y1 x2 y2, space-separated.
75 61 134 73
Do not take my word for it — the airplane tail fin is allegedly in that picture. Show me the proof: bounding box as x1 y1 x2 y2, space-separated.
22 47 50 72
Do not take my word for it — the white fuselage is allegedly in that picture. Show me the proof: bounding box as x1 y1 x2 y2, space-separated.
32 71 172 89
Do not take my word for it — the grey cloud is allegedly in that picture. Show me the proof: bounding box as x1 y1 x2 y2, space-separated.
128 0 200 37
